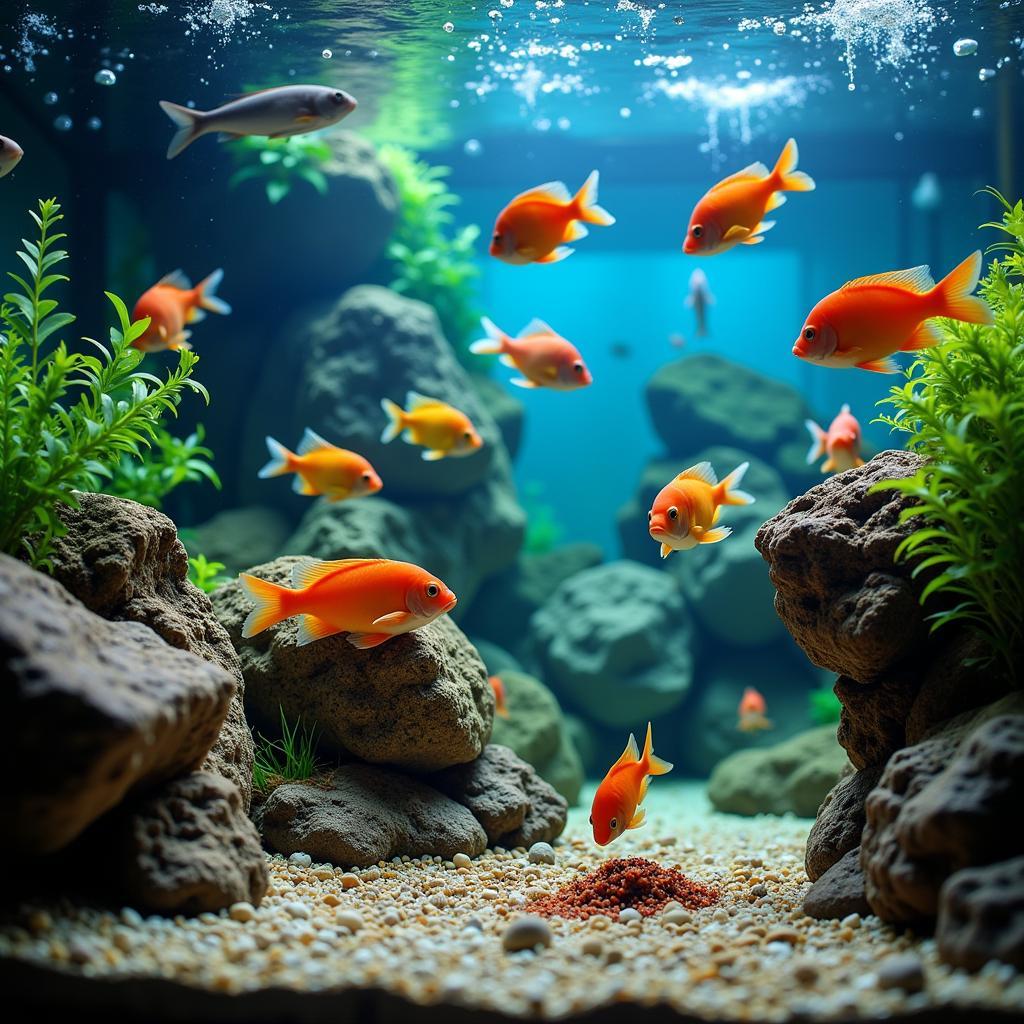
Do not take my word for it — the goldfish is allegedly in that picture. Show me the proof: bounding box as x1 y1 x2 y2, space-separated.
131 269 231 352
258 429 382 501
590 722 672 847
648 461 755 558
683 138 815 256
737 687 773 733
0 135 24 177
240 557 457 649
805 404 865 474
159 85 357 159
489 675 510 719
792 251 995 373
686 268 714 338
469 317 593 390
489 170 615 265
380 391 483 461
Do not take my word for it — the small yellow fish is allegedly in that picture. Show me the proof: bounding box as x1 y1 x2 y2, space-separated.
259 429 382 501
380 391 483 461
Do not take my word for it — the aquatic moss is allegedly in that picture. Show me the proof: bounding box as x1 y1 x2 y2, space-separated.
0 199 209 567
875 189 1024 682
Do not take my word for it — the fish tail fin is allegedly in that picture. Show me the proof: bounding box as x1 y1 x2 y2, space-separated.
574 170 616 226
380 398 405 444
718 460 755 506
772 137 815 193
159 100 204 160
804 419 827 464
933 250 994 325
239 573 292 637
642 722 673 777
258 436 294 479
468 316 507 356
195 268 232 315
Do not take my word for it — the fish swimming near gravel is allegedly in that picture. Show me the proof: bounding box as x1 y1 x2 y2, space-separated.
0 135 24 177
159 84 357 159
259 429 383 502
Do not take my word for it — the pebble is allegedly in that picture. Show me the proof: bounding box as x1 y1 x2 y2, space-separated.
288 853 312 868
528 842 556 865
663 909 693 926
453 853 473 869
502 916 552 953
335 910 363 933
340 873 361 890
581 937 603 957
749 883 768 898
878 954 926 993
618 908 642 924
283 902 311 921
228 902 255 923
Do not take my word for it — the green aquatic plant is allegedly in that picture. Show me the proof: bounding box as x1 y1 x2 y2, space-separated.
252 708 322 793
874 189 1024 682
0 199 208 567
187 553 230 595
105 423 221 509
522 480 565 554
377 144 482 363
809 681 842 725
227 134 333 205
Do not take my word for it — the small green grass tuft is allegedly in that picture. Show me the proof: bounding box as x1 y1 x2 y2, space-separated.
252 707 322 793
187 553 230 594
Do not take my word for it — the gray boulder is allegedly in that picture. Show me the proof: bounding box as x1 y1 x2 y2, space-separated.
469 375 524 460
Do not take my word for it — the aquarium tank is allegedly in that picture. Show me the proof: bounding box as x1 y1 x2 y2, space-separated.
1 1 1022 1022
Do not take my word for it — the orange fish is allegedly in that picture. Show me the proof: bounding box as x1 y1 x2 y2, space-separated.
489 675 510 718
380 391 483 461
239 557 457 650
648 461 754 558
590 723 672 847
469 317 593 390
805 404 865 474
793 251 994 373
737 686 773 733
132 269 231 352
490 170 615 265
258 429 382 501
683 138 815 256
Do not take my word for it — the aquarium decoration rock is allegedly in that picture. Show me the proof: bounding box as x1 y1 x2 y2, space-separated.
468 375 524 460
805 765 882 883
802 848 870 921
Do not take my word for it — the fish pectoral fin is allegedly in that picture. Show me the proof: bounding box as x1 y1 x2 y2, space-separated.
700 526 733 544
514 245 537 259
292 474 319 496
543 365 558 380
296 614 343 646
216 132 245 142
765 192 788 212
509 377 539 389
324 488 353 503
535 246 574 264
902 319 944 351
753 219 776 235
168 333 193 351
628 808 647 830
498 354 517 368
421 449 447 461
855 356 901 374
723 225 751 243
564 220 589 242
371 610 414 627
741 235 766 246
659 543 672 559
346 631 394 650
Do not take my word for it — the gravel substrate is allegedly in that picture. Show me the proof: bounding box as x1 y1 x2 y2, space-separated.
2 782 1022 1022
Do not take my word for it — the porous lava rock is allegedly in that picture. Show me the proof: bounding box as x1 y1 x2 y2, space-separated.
214 557 493 772
256 764 488 867
51 492 254 807
114 772 268 915
530 560 695 727
805 765 882 882
0 554 236 855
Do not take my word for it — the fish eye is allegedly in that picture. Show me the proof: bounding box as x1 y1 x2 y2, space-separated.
426 582 439 598
492 232 502 242
668 506 679 520
692 225 703 238
334 91 345 102
610 817 618 831
647 510 653 522
573 361 584 374
804 327 816 341
362 471 372 481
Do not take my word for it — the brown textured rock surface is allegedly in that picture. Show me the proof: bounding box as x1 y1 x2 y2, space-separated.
803 847 871 920
937 856 1024 971
214 556 493 772
0 555 236 854
256 765 488 867
51 492 254 807
806 764 883 882
431 744 568 848
116 772 268 915
754 451 927 683
835 674 918 770
861 694 1024 924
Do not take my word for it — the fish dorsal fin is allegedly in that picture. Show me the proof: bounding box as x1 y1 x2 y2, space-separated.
840 403 851 414
290 557 384 590
518 318 555 338
511 180 572 205
405 390 444 412
612 732 640 769
677 461 718 486
158 269 192 290
298 428 336 456
711 162 769 190
841 265 934 294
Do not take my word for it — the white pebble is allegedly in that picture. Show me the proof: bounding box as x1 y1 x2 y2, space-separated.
528 842 556 865
289 852 312 868
618 908 642 924
284 901 311 920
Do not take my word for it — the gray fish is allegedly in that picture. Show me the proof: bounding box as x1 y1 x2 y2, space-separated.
0 135 24 177
685 267 714 338
159 84 357 160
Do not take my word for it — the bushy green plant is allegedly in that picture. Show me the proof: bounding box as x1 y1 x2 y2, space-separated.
377 144 482 363
252 708 322 793
227 134 333 205
874 189 1024 681
188 553 230 594
809 681 842 725
0 199 208 567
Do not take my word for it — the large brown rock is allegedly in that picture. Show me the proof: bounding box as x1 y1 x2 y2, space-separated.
0 555 236 854
256 765 488 867
51 492 254 807
754 451 928 683
805 765 882 882
115 772 268 915
214 557 493 772
803 847 871 920
861 694 1024 924
835 674 917 770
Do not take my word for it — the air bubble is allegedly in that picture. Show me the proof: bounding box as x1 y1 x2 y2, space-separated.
953 38 978 57
463 138 482 156
619 106 632 118
443 21 454 32
43 90 58 105
87 116 102 130
978 67 995 81
53 114 72 131
322 48 332 59
972 106 983 119
847 82 856 91
94 67 116 85
773 21 786 36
